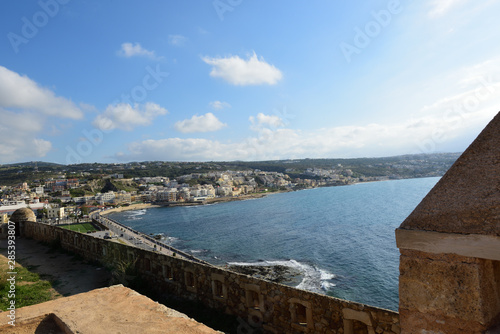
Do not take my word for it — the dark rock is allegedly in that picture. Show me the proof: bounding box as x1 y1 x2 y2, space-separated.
227 265 303 286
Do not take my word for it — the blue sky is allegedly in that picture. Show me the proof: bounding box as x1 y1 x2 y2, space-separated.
1 0 499 164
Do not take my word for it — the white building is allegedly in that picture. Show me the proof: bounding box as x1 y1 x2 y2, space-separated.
113 191 131 205
47 207 65 219
216 186 233 197
98 191 115 203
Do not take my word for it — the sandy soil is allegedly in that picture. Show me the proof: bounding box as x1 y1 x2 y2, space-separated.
0 237 112 298
101 192 287 215
100 202 161 215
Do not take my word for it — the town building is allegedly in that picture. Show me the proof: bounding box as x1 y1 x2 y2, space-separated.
47 206 65 219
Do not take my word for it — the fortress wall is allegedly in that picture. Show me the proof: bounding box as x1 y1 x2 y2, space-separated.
398 248 500 333
22 221 400 334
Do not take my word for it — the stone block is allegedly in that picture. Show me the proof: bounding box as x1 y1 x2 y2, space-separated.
400 250 500 324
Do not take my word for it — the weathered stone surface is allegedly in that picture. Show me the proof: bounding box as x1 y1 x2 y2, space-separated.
396 112 500 334
0 285 221 334
399 111 500 236
399 309 487 334
396 228 500 261
391 323 400 334
10 207 36 223
399 250 500 323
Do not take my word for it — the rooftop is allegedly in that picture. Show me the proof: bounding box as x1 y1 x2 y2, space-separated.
400 111 500 235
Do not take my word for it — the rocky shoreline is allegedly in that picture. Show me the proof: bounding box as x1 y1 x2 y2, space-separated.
227 264 304 286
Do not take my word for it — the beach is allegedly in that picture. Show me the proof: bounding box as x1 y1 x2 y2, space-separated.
100 191 288 215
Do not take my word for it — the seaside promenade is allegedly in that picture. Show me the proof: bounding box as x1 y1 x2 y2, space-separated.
92 207 209 265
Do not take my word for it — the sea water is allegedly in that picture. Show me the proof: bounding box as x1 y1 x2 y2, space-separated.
109 177 440 311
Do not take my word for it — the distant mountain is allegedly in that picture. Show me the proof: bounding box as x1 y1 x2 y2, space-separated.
2 161 65 168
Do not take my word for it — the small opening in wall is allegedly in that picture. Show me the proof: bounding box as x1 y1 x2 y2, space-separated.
352 320 369 334
296 303 307 326
214 280 224 298
164 265 174 281
249 290 260 309
185 271 195 288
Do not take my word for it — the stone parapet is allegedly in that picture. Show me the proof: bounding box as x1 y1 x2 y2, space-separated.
22 221 400 334
398 248 500 333
396 112 500 333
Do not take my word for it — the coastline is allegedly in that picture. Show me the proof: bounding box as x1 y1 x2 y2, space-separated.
100 203 161 215
100 176 438 216
101 191 290 215
204 191 284 204
95 177 438 310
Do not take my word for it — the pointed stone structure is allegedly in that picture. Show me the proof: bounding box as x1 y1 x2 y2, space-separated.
396 112 500 333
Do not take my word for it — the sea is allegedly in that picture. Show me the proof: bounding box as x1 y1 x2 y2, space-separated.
108 177 440 311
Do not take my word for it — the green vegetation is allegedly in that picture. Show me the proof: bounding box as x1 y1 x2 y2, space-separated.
106 258 139 287
59 223 97 233
0 264 54 310
69 187 94 197
101 179 139 193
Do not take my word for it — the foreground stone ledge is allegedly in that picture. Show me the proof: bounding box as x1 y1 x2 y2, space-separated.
0 285 221 334
396 228 500 261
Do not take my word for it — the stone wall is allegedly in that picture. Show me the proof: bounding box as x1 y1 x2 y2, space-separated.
22 221 400 334
399 248 500 333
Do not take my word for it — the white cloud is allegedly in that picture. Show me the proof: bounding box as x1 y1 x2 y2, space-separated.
456 58 500 89
428 0 467 17
115 57 500 162
202 52 283 86
249 113 285 129
209 101 231 110
419 58 500 125
93 102 168 131
0 66 83 120
0 108 54 162
0 66 86 163
117 42 160 59
174 113 227 133
116 106 498 162
168 34 187 46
